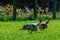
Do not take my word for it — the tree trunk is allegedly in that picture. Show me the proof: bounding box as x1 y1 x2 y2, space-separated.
13 0 16 21
52 0 56 19
34 0 38 19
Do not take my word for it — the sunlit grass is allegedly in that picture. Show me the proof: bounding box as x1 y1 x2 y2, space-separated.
0 19 60 40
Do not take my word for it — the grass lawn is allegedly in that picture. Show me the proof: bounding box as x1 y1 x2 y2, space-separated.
0 19 60 40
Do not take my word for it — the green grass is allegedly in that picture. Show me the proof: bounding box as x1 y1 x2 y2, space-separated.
0 19 60 40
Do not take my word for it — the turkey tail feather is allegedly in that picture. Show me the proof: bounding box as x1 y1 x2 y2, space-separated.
45 18 51 25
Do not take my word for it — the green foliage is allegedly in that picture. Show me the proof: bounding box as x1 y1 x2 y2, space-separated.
0 4 60 21
0 12 13 21
16 13 34 21
0 13 6 21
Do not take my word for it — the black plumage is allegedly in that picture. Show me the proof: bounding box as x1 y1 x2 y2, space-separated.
19 23 40 33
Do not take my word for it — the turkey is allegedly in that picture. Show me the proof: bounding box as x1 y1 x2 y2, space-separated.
39 18 51 31
19 22 40 33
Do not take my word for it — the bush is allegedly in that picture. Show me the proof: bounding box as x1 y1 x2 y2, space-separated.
0 12 13 21
0 13 6 21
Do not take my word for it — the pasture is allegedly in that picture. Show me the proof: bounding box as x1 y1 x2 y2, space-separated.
0 19 60 40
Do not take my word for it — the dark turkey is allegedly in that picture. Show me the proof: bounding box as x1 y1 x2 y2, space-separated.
39 18 51 31
19 23 40 33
